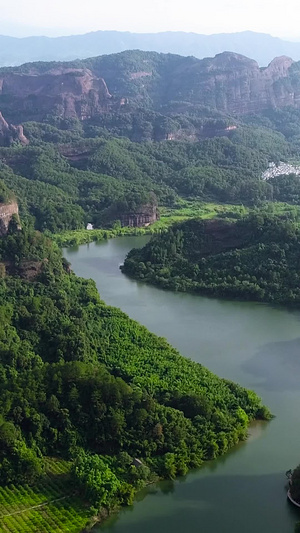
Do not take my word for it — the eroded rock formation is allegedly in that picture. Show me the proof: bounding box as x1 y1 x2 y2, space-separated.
0 201 19 235
0 68 116 121
1 52 300 123
120 203 160 227
167 53 298 114
0 112 29 146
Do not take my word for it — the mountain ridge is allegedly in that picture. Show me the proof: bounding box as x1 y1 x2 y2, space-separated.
1 50 300 126
1 30 300 67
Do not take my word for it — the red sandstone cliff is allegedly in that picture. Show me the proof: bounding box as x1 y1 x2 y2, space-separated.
0 68 115 121
1 52 300 123
166 53 298 114
120 203 160 227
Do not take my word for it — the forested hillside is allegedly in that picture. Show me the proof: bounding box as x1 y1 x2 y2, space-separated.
1 48 298 531
122 211 300 304
0 121 296 232
2 50 300 123
0 221 270 526
1 50 300 236
0 50 300 235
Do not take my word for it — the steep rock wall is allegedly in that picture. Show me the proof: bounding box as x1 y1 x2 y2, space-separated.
0 112 28 146
1 52 300 122
0 68 117 121
120 203 160 227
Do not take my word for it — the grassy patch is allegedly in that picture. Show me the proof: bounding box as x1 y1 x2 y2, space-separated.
51 201 249 247
51 200 300 249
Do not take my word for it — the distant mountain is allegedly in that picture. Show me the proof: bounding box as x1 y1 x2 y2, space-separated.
1 50 300 132
1 30 300 67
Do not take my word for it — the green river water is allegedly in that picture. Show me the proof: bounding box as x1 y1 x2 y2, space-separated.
64 236 300 533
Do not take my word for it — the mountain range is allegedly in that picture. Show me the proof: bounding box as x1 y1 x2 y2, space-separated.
1 30 300 68
1 50 300 138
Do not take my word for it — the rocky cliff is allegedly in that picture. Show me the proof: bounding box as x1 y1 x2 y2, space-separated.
0 67 118 122
0 112 28 146
120 203 160 227
166 53 298 114
1 51 300 122
0 201 19 235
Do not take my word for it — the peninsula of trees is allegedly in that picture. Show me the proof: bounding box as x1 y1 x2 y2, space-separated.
122 212 300 304
0 219 271 523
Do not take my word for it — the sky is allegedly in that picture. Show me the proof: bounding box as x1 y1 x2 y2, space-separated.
0 0 299 40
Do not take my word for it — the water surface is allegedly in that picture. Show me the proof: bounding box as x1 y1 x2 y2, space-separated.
64 236 300 532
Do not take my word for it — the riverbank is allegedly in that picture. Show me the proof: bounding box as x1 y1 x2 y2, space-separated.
121 212 300 306
65 236 300 533
287 490 300 508
51 201 247 247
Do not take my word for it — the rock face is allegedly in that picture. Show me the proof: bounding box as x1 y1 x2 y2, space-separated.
1 51 300 121
120 203 160 227
0 259 45 280
0 112 29 146
166 53 298 114
0 68 116 122
0 201 19 235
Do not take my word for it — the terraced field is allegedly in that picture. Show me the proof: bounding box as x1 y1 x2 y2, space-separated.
0 458 91 533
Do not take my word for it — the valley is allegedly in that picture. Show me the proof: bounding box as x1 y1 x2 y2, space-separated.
1 46 300 533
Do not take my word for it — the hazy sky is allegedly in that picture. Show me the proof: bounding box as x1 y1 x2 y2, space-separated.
0 0 299 40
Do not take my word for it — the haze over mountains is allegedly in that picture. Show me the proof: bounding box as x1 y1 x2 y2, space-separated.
2 30 300 67
1 50 300 136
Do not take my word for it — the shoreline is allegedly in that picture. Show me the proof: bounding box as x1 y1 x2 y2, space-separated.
287 490 300 508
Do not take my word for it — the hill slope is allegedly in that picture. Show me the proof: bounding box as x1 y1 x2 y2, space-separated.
122 213 300 304
1 50 300 122
0 224 270 526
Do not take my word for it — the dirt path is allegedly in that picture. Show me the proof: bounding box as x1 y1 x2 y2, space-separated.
0 494 72 519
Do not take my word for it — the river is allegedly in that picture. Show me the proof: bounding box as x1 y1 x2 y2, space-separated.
64 236 300 533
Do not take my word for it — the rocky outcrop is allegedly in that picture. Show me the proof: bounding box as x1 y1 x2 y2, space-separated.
0 201 19 235
167 52 300 115
167 53 299 114
0 68 117 121
1 51 300 122
0 259 45 280
120 203 160 227
0 112 28 146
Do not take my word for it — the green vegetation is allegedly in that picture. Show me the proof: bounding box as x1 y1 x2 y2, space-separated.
122 208 300 304
0 117 296 233
0 224 270 529
1 51 300 238
4 49 300 531
0 179 14 205
52 202 248 247
0 458 91 533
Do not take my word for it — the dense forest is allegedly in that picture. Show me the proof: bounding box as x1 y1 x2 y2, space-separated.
2 49 300 530
0 119 298 232
0 221 271 521
1 52 300 234
0 178 14 204
122 211 300 304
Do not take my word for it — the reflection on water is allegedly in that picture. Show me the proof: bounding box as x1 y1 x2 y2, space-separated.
99 473 300 533
243 338 300 391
